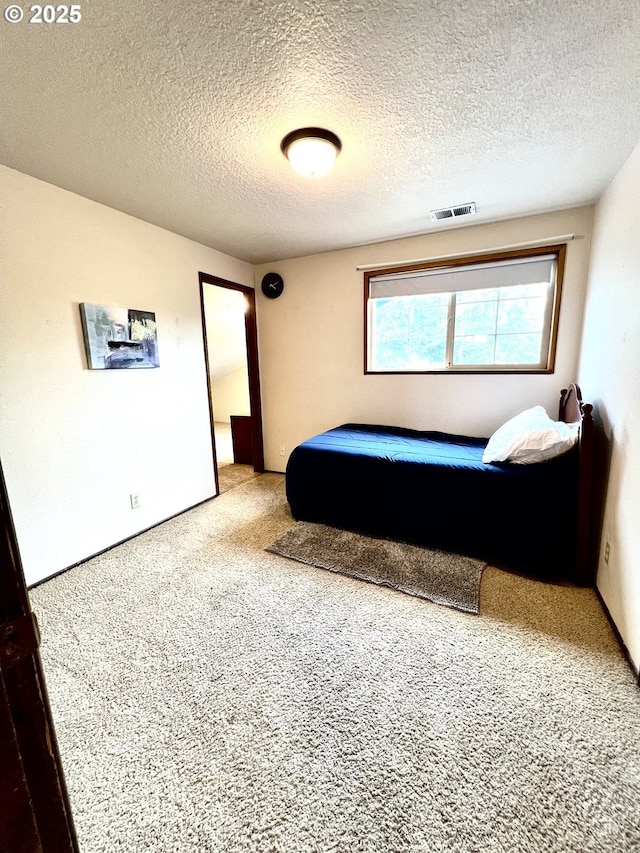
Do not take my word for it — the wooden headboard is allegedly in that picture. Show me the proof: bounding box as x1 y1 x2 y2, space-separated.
559 383 594 585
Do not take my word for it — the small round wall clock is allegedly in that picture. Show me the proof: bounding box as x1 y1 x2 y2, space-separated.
261 272 284 299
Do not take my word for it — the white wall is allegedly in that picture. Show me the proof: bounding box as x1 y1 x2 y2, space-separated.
0 167 253 585
255 207 594 472
578 141 640 673
210 368 251 422
202 285 250 422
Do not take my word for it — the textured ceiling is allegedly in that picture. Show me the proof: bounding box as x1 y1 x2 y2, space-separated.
2 1 639 264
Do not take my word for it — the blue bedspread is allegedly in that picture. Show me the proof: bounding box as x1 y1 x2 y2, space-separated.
286 423 579 580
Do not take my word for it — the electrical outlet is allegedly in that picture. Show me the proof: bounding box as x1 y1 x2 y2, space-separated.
130 493 141 509
279 445 286 456
604 540 610 565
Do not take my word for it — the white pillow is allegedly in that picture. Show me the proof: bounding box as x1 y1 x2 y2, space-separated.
482 406 580 465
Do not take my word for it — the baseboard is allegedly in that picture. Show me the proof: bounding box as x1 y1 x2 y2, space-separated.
592 583 640 685
28 494 216 590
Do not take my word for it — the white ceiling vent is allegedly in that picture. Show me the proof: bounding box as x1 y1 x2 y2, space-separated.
430 202 476 222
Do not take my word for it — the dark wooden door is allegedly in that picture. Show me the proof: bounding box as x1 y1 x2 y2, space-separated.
230 415 254 465
0 461 78 853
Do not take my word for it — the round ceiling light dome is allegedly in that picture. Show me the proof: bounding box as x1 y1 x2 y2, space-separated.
281 127 342 178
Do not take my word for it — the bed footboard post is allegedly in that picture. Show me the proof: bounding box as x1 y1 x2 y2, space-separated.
576 401 594 586
558 388 568 419
559 384 594 586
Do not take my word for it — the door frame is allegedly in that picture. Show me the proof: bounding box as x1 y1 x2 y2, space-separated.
198 273 265 492
0 459 79 852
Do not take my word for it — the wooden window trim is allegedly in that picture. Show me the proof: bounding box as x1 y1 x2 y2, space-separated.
364 243 566 375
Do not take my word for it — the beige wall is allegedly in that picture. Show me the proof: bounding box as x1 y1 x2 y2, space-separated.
578 140 640 673
210 368 251 422
255 207 594 472
202 285 251 422
0 167 253 585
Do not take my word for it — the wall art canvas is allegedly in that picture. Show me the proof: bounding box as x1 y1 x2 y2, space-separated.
80 303 160 369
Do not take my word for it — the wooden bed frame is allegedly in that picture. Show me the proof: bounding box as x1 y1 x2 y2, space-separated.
558 383 594 585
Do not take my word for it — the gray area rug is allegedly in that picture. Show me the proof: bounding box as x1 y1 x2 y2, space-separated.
267 521 486 614
30 474 640 853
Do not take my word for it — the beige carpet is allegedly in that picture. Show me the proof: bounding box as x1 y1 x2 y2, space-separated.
30 474 640 853
218 462 261 493
214 420 260 494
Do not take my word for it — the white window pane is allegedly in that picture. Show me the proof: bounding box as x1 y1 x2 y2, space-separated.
453 335 496 365
371 293 448 370
371 299 410 369
455 299 498 336
495 334 543 364
497 295 546 334
408 337 447 368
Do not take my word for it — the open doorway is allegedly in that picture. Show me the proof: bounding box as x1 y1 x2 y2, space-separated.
199 273 264 495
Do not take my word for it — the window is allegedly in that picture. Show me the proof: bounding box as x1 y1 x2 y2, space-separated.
365 244 565 374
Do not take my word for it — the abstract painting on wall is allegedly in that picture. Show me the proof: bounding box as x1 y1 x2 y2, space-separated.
80 303 160 369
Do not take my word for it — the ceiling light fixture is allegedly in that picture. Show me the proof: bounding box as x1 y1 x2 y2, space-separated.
281 127 342 178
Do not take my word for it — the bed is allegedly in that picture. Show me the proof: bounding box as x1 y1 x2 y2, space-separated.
285 384 594 585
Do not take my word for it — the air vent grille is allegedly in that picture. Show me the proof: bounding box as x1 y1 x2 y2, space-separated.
430 202 476 222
